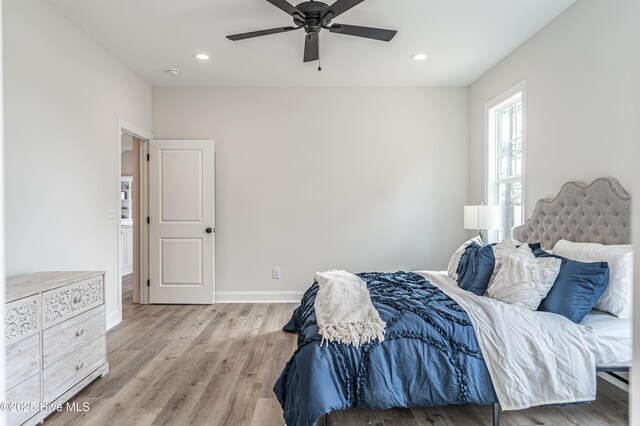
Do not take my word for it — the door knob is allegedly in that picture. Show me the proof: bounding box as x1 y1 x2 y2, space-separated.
205 227 213 234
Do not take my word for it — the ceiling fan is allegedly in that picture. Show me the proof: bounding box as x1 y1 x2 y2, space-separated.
226 0 397 64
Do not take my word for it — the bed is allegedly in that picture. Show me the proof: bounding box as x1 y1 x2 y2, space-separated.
512 177 632 375
274 177 632 426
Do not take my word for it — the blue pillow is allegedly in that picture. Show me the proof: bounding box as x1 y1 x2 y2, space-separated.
456 243 496 296
530 243 610 323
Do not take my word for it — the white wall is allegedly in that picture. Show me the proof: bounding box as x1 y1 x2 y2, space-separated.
120 133 133 176
633 119 640 421
121 151 133 176
153 87 469 298
4 0 152 327
0 0 5 411
469 0 636 212
630 0 640 422
121 133 133 176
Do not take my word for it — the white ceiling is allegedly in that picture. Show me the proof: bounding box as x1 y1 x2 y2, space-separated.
46 0 575 87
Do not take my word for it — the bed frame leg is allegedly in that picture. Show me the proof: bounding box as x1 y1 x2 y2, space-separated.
324 412 333 426
492 402 500 426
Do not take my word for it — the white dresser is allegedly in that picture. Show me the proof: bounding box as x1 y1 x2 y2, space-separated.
5 271 109 425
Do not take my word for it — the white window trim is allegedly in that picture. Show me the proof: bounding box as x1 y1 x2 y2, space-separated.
484 80 527 242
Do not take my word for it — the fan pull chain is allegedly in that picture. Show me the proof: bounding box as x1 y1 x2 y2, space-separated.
318 37 322 71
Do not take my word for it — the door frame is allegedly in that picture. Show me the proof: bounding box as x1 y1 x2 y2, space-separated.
113 118 153 329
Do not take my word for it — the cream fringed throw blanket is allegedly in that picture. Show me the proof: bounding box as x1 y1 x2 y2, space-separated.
313 270 386 347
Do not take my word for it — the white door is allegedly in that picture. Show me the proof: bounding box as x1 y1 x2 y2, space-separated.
149 140 215 304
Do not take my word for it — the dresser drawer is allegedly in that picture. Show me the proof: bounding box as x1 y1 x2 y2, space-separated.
6 373 40 426
43 305 105 368
6 333 40 389
43 335 106 403
42 275 104 327
5 295 39 343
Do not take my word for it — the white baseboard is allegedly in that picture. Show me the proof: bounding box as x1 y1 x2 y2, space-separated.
106 309 122 331
598 372 629 392
215 291 304 303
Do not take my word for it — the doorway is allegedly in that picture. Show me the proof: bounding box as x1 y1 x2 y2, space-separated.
120 133 138 306
115 125 215 325
115 119 153 327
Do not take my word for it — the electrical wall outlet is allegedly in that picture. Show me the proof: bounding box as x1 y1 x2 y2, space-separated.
272 268 281 279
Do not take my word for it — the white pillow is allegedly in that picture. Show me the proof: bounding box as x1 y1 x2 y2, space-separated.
447 236 483 279
485 239 533 293
486 255 562 310
552 239 633 318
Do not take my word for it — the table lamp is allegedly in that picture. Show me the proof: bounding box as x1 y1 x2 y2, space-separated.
464 203 501 242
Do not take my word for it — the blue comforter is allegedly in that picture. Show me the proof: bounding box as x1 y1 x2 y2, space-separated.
273 272 497 426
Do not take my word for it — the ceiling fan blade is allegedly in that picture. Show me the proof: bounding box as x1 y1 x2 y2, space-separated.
265 0 304 18
321 0 366 20
329 24 397 41
227 26 298 41
303 33 319 62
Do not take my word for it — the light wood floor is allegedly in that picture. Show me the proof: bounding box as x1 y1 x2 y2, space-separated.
45 274 629 425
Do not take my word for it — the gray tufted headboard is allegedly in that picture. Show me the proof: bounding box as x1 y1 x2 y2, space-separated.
513 177 631 249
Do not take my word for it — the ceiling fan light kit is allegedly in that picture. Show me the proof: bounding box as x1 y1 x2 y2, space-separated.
227 0 397 65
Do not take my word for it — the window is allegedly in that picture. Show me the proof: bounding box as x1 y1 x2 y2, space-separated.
486 82 526 241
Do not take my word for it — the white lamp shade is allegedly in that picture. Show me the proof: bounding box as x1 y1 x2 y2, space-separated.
464 205 501 230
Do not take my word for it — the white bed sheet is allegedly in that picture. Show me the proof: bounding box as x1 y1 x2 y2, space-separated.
580 310 632 368
416 270 596 411
420 271 632 369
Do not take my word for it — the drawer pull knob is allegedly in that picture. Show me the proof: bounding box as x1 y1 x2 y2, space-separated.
76 361 85 370
72 294 83 304
76 327 85 337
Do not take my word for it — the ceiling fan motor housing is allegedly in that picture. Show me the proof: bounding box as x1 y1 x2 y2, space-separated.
294 1 331 34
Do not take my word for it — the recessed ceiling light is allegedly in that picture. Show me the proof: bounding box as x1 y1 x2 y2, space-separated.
411 53 428 61
194 53 210 61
